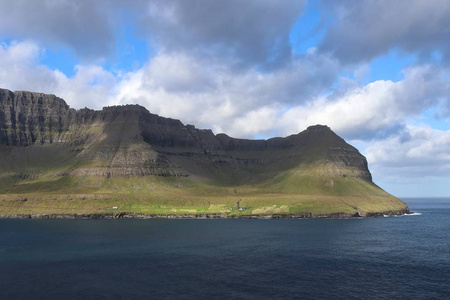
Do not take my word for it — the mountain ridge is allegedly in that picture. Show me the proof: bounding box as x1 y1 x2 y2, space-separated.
0 88 409 218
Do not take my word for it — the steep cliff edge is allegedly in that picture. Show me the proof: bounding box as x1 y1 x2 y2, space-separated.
0 88 409 217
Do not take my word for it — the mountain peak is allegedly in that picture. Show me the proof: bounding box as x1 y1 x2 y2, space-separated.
306 124 331 132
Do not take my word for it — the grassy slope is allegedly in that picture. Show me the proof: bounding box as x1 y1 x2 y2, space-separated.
0 148 407 216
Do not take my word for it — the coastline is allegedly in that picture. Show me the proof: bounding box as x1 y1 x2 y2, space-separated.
0 209 411 220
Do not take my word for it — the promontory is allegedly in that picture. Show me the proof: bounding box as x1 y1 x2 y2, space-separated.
0 88 409 218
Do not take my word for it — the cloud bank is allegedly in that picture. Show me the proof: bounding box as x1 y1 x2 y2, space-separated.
1 0 450 196
319 0 450 63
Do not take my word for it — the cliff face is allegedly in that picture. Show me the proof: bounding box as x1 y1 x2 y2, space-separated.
0 88 371 182
0 89 75 146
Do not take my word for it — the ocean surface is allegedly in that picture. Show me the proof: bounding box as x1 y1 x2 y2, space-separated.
1 198 449 299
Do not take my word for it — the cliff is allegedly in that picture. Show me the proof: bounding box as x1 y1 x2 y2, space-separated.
0 88 409 218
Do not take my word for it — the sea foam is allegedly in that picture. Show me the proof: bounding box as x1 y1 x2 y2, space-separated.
404 212 422 216
383 212 422 217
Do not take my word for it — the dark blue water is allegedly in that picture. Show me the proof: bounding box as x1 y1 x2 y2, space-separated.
1 198 449 299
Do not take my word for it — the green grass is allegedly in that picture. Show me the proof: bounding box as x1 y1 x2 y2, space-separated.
0 142 408 217
0 171 408 217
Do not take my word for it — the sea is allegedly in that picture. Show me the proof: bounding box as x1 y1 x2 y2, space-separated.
1 198 449 299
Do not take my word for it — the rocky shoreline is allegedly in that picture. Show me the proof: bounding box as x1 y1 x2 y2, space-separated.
0 209 411 220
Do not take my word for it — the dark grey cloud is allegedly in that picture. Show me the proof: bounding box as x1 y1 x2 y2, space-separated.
0 0 122 59
0 0 306 67
318 0 450 64
342 123 408 142
139 0 306 69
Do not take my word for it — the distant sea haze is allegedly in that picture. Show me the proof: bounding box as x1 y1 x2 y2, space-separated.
0 198 449 299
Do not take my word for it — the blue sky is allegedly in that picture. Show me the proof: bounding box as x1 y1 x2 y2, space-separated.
0 0 450 197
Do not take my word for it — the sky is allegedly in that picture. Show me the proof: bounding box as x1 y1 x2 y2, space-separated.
0 0 449 197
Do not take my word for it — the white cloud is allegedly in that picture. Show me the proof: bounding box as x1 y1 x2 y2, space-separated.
144 53 217 93
0 41 338 138
53 65 117 109
276 65 450 139
355 125 450 196
111 50 339 136
0 41 58 92
327 120 450 197
0 41 116 109
3 41 448 144
2 42 449 142
365 126 450 170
